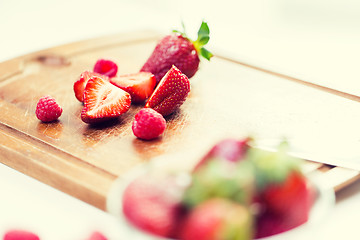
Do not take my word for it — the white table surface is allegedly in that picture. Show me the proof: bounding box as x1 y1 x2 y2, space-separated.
1 0 360 239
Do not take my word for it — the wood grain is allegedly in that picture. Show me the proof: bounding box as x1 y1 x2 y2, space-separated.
0 30 359 210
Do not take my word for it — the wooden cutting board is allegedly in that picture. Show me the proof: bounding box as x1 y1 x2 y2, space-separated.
0 30 359 210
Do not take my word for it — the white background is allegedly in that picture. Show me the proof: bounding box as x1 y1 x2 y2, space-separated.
1 0 360 239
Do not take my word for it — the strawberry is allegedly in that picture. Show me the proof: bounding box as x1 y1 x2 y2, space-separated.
255 211 293 238
261 171 314 218
183 158 255 208
145 65 190 116
81 76 131 124
180 198 253 240
248 143 316 237
74 71 108 102
141 21 212 84
255 173 315 238
194 138 251 171
122 174 187 238
110 72 156 103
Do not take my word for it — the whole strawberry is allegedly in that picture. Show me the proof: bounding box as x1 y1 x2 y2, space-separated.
255 174 315 238
180 198 253 240
141 21 212 84
122 174 187 238
248 143 315 237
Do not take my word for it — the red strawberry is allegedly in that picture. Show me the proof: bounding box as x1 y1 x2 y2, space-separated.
180 198 253 240
256 178 315 238
255 211 292 238
81 76 131 124
122 174 187 238
145 65 190 116
110 72 156 103
74 71 108 102
250 143 316 237
141 21 212 84
261 171 314 218
194 138 251 171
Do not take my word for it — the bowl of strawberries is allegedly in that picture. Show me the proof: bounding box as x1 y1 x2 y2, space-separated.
107 138 335 240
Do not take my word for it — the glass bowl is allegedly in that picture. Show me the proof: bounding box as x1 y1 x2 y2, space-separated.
106 153 335 240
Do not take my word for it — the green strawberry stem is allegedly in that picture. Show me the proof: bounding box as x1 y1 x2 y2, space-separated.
173 21 213 61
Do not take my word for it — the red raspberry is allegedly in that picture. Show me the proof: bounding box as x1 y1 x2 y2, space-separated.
132 108 166 140
93 59 118 77
4 230 40 240
35 95 63 122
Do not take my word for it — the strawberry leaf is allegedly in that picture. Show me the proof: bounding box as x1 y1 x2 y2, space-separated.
174 20 213 61
200 47 213 61
197 21 210 41
198 36 210 46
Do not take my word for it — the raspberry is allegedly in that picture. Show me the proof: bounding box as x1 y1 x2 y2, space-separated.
35 95 63 122
4 230 40 240
132 108 166 140
93 59 118 77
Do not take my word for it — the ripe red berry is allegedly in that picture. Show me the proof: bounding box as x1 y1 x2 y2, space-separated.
145 66 190 117
4 230 40 240
132 108 166 140
35 95 63 122
122 174 185 238
110 72 156 103
81 76 131 124
93 59 118 77
74 71 108 102
141 21 212 84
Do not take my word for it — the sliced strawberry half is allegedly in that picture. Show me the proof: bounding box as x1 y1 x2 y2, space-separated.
74 71 108 102
110 72 156 103
145 65 190 116
81 76 131 124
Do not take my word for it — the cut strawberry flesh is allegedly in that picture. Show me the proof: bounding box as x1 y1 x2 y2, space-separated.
81 76 131 123
74 71 108 102
110 72 156 103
